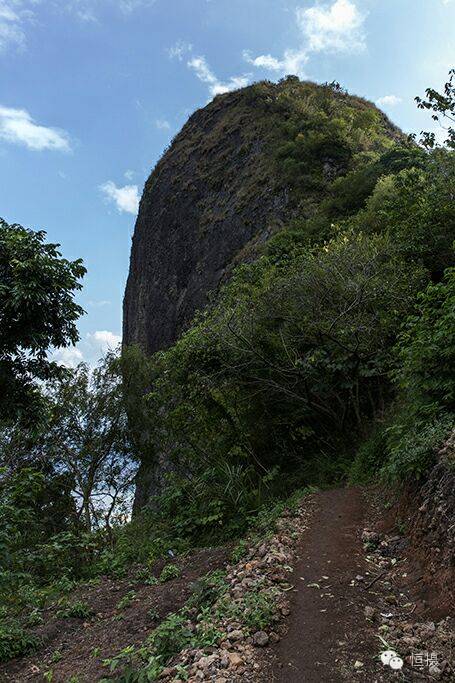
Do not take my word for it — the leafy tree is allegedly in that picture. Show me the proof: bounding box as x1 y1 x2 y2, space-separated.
142 230 426 507
40 351 136 532
0 219 86 423
395 267 455 413
415 68 455 149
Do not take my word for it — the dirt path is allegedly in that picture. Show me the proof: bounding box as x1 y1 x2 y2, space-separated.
266 487 373 682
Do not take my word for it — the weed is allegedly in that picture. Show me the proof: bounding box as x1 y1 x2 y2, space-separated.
0 621 41 662
116 591 136 610
159 564 181 583
57 601 94 619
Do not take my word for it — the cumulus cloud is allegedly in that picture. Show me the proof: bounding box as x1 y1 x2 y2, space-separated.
0 105 71 151
167 40 192 61
100 180 139 215
376 94 402 108
299 0 365 53
188 56 250 98
155 118 171 130
245 0 366 78
87 330 121 351
51 329 121 368
243 49 308 77
51 346 84 369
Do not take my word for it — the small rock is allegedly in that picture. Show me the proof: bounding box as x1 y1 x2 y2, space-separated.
228 652 244 668
253 631 269 647
429 664 442 679
354 660 364 669
229 629 244 641
362 531 379 544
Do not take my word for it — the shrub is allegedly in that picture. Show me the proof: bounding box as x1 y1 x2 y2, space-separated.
0 621 40 662
56 600 94 620
159 564 181 583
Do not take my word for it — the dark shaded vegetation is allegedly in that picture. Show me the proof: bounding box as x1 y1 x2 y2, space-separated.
0 219 86 425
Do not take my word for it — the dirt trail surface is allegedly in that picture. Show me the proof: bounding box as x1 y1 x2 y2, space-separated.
266 487 372 682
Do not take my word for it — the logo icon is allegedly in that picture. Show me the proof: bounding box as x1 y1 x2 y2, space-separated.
381 650 404 670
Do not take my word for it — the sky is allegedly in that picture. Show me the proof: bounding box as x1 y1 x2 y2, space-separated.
0 0 454 366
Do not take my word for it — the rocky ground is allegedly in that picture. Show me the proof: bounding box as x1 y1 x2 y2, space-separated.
2 483 454 682
158 488 455 683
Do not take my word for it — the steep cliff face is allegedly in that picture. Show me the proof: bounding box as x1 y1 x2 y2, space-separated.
123 88 289 355
123 78 401 356
123 78 404 508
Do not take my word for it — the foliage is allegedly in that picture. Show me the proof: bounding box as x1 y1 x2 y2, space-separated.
216 587 278 632
56 600 94 619
383 412 453 481
380 268 455 480
139 229 425 525
355 151 455 274
39 351 136 532
414 68 455 149
116 592 136 610
0 620 40 662
0 219 85 423
395 268 455 412
159 564 181 583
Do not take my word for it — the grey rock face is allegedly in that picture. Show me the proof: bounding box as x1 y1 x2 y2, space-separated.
123 88 290 355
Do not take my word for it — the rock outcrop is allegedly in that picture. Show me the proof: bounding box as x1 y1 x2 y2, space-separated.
123 78 401 356
408 430 455 614
123 78 403 508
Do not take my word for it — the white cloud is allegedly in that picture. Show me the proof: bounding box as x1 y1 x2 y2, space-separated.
100 180 139 215
62 0 157 20
376 94 402 108
245 0 366 78
187 56 250 98
117 0 157 12
298 0 365 53
167 40 192 61
88 330 121 351
0 1 26 53
244 49 308 77
124 169 135 180
52 346 84 369
0 105 71 151
51 329 121 368
155 118 171 130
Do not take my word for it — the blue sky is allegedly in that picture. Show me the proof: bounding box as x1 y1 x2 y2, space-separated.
0 0 454 365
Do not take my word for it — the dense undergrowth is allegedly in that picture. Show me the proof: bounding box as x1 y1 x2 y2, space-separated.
1 75 454 673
